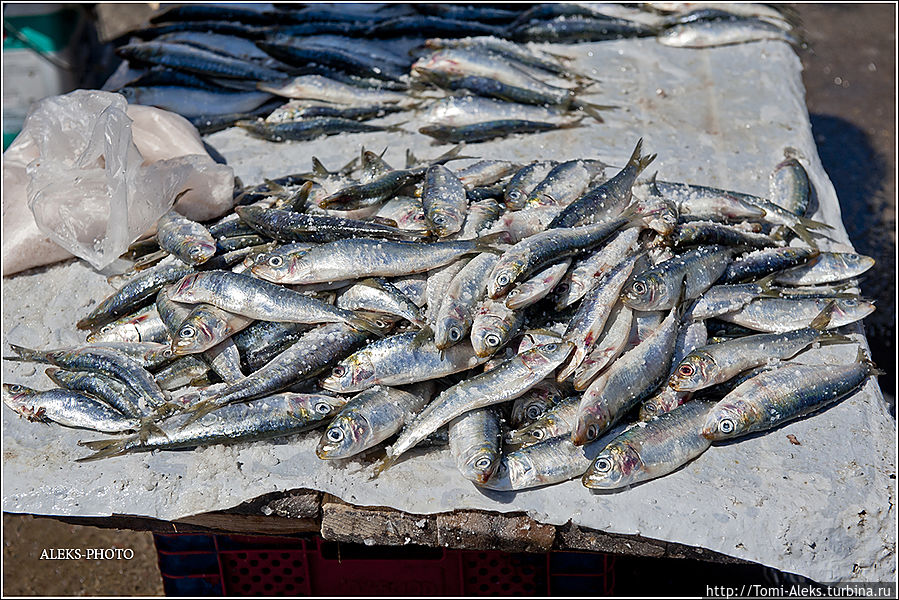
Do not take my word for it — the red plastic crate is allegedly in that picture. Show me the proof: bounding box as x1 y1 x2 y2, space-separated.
154 533 614 596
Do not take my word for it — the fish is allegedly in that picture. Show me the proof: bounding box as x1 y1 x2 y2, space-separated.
646 180 767 222
258 74 412 105
77 392 347 461
235 205 424 242
316 386 429 460
171 304 254 355
511 16 657 43
419 119 584 145
510 380 566 428
167 270 385 334
657 17 798 48
554 227 641 309
527 159 610 208
573 297 683 445
3 384 140 433
422 164 468 237
250 235 503 285
505 259 572 310
549 139 656 228
321 331 488 393
336 278 426 328
717 296 875 333
470 297 526 357
120 86 276 119
701 348 879 441
622 245 736 311
117 41 284 80
374 341 573 475
236 118 404 142
482 424 628 491
774 252 875 286
434 253 500 350
673 220 776 249
86 305 171 344
45 368 144 419
448 407 504 484
505 161 559 209
719 246 819 284
76 261 194 330
583 400 716 489
669 303 849 392
682 274 779 321
455 160 521 190
571 303 634 391
769 155 811 217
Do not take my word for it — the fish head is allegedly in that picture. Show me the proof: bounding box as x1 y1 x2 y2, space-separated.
521 341 574 373
169 272 203 303
487 262 524 299
142 345 175 365
509 417 554 446
2 384 43 420
511 385 560 427
251 251 309 284
316 412 367 459
504 187 527 209
621 272 663 310
668 350 717 391
840 253 876 275
172 310 222 355
834 298 876 325
184 240 217 266
701 404 745 440
434 316 466 351
460 443 502 484
320 354 375 392
286 393 345 423
426 206 465 238
571 400 610 446
87 321 141 343
582 443 640 489
471 317 509 358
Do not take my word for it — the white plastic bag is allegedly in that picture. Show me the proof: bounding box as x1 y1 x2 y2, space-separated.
17 90 233 271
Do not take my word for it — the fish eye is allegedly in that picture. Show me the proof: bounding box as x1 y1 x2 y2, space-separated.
268 255 284 267
475 456 493 470
485 333 501 347
556 282 569 294
449 327 462 342
508 190 521 200
178 325 196 339
8 385 23 393
718 418 735 434
594 457 613 473
496 273 510 287
843 299 857 307
100 324 115 333
544 343 557 352
326 427 344 442
632 281 647 295
315 401 333 414
644 402 657 413
525 405 542 420
433 215 446 225
678 364 695 377
587 424 598 440
189 246 204 257
332 365 346 378
531 428 544 440
374 319 388 329
162 348 173 357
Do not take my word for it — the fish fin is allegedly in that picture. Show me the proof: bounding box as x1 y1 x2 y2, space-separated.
371 454 397 480
472 231 512 254
338 156 359 176
311 157 332 178
286 181 314 212
347 314 392 337
785 220 820 249
137 416 166 443
410 324 434 349
385 121 408 134
179 399 219 427
262 178 285 194
558 116 586 130
405 148 418 169
131 249 169 272
755 273 781 296
798 215 834 231
809 300 837 331
75 436 134 462
430 143 476 165
365 216 400 227
816 333 854 347
44 367 64 386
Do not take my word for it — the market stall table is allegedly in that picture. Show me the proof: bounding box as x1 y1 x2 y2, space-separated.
3 37 895 585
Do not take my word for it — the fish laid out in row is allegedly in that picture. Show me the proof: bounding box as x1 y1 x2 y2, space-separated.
5 139 878 495
110 3 799 142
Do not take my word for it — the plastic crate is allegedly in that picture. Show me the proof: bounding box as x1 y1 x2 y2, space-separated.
154 533 614 596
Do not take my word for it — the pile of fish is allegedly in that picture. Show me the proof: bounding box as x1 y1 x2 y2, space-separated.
4 137 880 492
109 3 799 139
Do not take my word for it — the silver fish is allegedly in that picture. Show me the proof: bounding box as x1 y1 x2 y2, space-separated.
434 253 499 350
448 406 503 484
156 210 217 266
3 384 139 433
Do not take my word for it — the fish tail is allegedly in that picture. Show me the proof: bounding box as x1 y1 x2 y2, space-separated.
856 346 886 376
799 215 834 231
385 121 409 134
816 333 854 347
787 221 823 249
431 143 477 165
132 249 169 272
405 148 419 168
76 436 135 462
137 415 167 443
286 181 314 212
809 300 837 330
311 157 332 178
5 344 45 363
179 399 219 427
410 324 434 349
558 116 586 130
755 273 780 297
627 138 657 176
